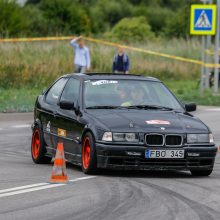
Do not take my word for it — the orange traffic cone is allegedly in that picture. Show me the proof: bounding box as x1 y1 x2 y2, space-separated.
49 142 68 184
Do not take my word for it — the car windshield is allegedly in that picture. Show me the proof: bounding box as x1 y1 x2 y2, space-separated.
84 79 183 111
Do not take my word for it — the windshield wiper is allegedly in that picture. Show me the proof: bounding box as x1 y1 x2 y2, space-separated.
86 105 120 109
126 105 174 111
86 105 174 111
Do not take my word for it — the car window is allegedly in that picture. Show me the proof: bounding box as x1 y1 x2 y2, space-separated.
150 83 180 109
60 78 80 104
84 79 183 110
45 78 67 105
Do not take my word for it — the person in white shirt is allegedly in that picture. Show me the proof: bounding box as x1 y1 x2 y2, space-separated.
70 36 91 73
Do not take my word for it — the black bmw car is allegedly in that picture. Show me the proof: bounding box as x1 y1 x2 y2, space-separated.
31 73 217 176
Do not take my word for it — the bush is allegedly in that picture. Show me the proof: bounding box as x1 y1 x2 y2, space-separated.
163 5 189 38
23 5 49 37
111 16 155 42
134 6 174 35
90 0 133 33
0 0 28 37
39 0 91 35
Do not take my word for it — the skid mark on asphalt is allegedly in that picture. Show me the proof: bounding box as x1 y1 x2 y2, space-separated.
133 179 220 220
0 176 95 198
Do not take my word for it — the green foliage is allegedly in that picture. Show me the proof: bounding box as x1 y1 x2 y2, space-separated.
0 0 28 37
134 6 174 35
111 17 154 42
0 87 41 112
23 5 49 36
0 0 199 39
26 0 41 4
39 0 91 35
164 5 189 38
90 0 133 33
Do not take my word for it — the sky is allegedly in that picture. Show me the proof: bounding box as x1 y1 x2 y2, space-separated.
16 0 26 6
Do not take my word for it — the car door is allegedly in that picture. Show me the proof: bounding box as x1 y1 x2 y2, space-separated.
55 77 85 163
40 77 67 154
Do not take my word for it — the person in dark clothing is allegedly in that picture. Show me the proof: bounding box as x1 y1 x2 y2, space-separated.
112 47 130 74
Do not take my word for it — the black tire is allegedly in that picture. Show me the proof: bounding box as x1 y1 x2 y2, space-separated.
81 132 97 174
190 169 213 177
31 125 52 164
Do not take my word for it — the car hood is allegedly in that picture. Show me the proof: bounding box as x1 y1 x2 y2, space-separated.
87 109 209 133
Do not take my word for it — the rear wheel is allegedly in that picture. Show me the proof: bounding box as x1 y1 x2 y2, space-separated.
81 132 97 174
190 169 213 176
31 125 52 164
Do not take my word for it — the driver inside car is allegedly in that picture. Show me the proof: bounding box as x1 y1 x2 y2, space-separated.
121 86 146 106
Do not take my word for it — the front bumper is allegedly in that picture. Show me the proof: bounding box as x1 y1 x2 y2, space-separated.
96 142 217 170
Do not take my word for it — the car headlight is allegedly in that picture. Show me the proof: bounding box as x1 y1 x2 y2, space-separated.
102 132 139 142
102 132 112 141
209 133 214 143
187 133 214 143
113 133 138 142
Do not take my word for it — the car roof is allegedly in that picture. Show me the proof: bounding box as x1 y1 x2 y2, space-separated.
62 73 161 82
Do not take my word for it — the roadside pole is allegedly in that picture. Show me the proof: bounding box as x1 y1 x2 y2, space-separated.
205 34 211 88
214 0 220 94
201 35 205 93
205 0 212 89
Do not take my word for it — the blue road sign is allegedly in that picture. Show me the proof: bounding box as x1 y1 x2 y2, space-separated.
190 5 216 35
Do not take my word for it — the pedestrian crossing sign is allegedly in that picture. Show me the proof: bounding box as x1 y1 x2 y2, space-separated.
190 5 216 35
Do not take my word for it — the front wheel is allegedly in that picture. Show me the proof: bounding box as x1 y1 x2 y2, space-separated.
31 125 52 164
190 169 213 176
81 132 97 174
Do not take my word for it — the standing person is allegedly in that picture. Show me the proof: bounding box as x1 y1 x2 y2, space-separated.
70 36 91 73
112 47 130 74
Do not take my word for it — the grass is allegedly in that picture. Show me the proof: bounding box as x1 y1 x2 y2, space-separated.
0 38 201 90
0 81 219 113
164 81 220 106
0 37 219 112
0 87 41 112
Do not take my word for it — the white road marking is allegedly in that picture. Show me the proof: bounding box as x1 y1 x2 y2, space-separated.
204 108 220 112
0 176 95 198
0 182 48 194
11 124 30 128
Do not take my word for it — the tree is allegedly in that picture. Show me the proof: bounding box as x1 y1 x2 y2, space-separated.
23 5 49 36
111 16 154 42
134 5 174 35
164 5 189 38
26 0 41 4
39 0 91 35
90 0 133 33
0 0 28 37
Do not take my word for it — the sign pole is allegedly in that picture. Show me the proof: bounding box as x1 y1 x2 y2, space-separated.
205 0 212 89
214 0 220 94
191 2 216 92
201 35 205 93
205 34 211 88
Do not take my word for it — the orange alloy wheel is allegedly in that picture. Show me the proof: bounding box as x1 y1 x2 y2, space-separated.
32 129 40 160
82 137 91 169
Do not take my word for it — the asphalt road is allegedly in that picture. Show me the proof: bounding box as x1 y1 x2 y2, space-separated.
0 107 220 220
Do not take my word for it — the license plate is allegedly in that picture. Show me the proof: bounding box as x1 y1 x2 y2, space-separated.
145 149 184 159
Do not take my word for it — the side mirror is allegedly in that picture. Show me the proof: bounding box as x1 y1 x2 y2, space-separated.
60 100 75 110
185 103 196 112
